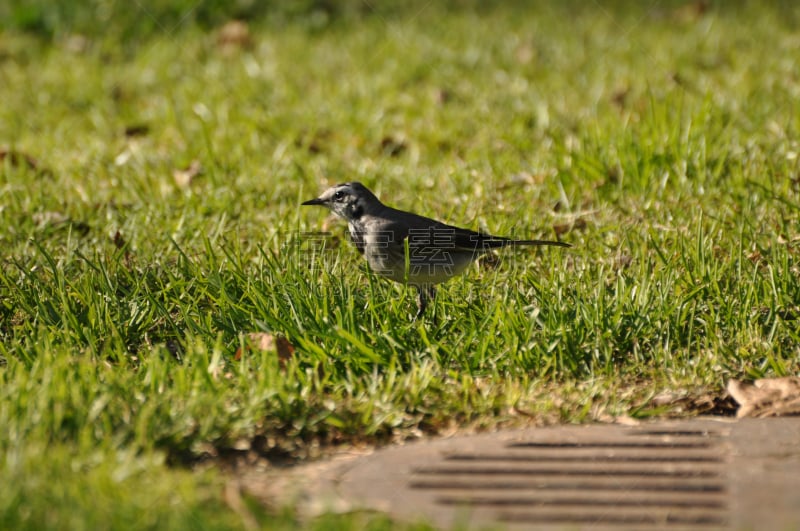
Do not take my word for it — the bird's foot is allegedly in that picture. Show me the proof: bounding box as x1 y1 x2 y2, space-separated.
413 285 436 323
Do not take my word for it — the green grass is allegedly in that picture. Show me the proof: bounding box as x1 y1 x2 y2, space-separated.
2 1 800 528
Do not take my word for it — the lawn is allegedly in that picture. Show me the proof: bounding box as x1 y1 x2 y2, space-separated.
1 0 799 529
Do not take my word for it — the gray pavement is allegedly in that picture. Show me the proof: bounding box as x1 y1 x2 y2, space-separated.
280 417 800 530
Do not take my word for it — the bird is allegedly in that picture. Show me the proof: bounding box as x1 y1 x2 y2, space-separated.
302 182 570 319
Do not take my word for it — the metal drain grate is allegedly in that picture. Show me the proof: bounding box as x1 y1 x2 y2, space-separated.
409 428 727 529
330 418 800 530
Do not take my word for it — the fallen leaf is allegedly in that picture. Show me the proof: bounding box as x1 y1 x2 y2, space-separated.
606 164 622 184
613 415 640 426
673 0 709 22
747 250 763 264
124 124 150 137
477 251 500 270
614 253 633 269
114 149 133 166
236 333 296 366
32 211 91 236
173 160 202 188
508 405 536 418
610 86 630 109
32 211 69 227
379 136 407 157
648 388 736 416
294 129 331 154
165 339 183 362
728 377 800 418
553 217 587 236
515 42 535 64
0 147 47 173
495 171 548 190
217 20 252 52
112 230 126 249
670 71 689 88
63 33 90 53
432 87 452 105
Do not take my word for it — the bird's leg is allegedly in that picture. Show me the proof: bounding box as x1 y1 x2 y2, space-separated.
414 286 427 320
414 285 436 321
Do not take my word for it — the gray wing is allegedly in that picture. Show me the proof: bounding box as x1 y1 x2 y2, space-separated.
368 211 498 256
391 211 510 251
397 212 569 250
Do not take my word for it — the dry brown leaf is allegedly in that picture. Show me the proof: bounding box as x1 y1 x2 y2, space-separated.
173 160 202 188
0 148 43 172
379 136 407 157
431 87 452 105
32 211 69 227
515 42 534 64
294 129 331 154
728 377 800 418
217 20 252 52
495 171 548 190
236 333 296 366
112 230 126 249
32 211 90 235
747 249 764 264
124 124 150 137
63 33 90 54
553 217 587 236
611 86 630 109
613 415 640 426
234 347 245 361
477 251 500 270
614 253 633 270
672 0 709 22
649 388 736 416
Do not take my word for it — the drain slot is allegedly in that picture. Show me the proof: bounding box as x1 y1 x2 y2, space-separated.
414 466 722 478
443 453 723 463
632 430 723 437
435 495 726 510
498 511 727 527
508 441 714 449
409 479 726 492
409 427 728 529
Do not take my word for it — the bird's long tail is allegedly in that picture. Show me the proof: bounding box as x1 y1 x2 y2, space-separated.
508 239 571 248
479 237 570 249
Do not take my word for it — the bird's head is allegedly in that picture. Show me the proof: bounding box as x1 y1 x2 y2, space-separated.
302 182 381 221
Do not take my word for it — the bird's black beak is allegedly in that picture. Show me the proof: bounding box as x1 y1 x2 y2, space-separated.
302 197 325 206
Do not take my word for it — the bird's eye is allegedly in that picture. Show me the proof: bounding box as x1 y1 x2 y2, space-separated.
333 191 344 201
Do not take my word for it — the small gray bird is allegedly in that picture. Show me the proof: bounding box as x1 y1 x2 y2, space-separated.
302 182 570 319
